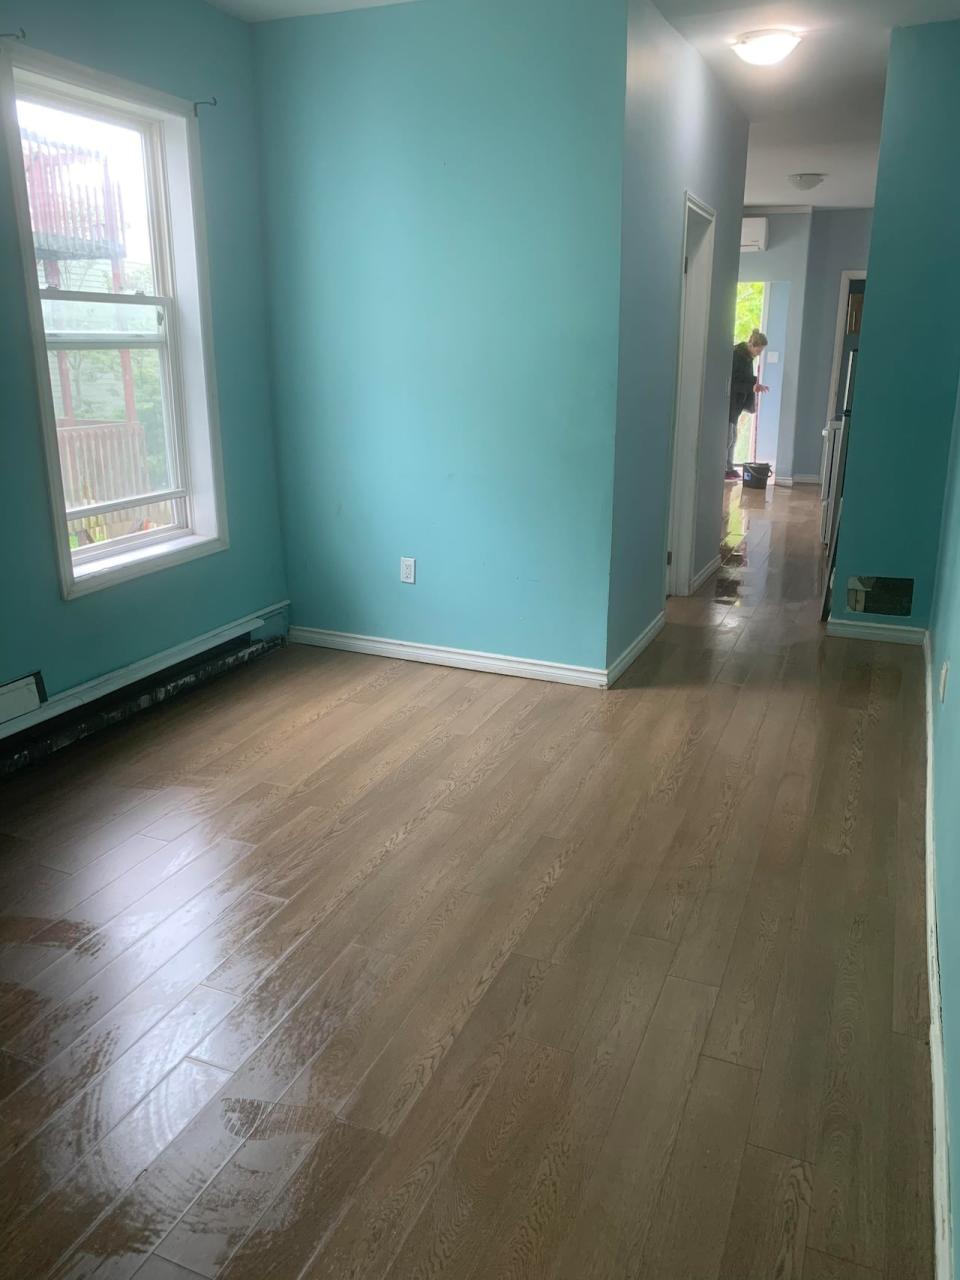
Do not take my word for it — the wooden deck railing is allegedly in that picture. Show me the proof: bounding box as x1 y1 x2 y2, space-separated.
57 420 172 545
57 419 150 511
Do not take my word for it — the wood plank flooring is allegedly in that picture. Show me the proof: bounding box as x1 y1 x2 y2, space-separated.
0 485 933 1279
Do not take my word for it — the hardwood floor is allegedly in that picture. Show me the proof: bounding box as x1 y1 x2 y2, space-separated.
0 484 933 1279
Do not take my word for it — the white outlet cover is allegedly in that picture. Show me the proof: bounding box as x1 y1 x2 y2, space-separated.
941 660 950 704
400 557 416 584
766 351 780 364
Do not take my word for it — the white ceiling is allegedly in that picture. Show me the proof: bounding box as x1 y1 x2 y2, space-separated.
209 0 960 208
653 0 960 207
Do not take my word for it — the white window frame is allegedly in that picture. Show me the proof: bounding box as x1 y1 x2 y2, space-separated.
0 46 228 599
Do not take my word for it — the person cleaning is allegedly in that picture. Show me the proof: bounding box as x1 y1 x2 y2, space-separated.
727 329 769 480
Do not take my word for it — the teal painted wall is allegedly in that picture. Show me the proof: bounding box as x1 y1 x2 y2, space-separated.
255 0 627 671
0 0 287 697
931 383 960 1280
2 0 745 699
864 24 960 1268
834 22 960 630
605 0 748 662
914 22 960 1272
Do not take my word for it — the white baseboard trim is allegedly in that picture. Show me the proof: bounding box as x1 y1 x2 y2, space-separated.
0 600 290 742
605 612 667 687
773 474 820 488
826 618 926 646
289 627 610 688
923 632 952 1280
290 614 667 691
774 475 794 488
792 473 821 485
691 555 722 594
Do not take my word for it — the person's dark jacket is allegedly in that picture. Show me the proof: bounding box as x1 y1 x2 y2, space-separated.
729 342 758 422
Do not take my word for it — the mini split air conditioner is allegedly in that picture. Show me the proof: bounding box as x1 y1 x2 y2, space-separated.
740 217 768 253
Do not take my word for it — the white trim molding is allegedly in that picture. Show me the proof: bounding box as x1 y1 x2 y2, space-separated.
792 474 821 485
691 555 722 595
0 600 289 741
606 612 667 687
289 614 667 690
826 618 926 646
923 631 952 1280
774 476 794 488
289 628 606 688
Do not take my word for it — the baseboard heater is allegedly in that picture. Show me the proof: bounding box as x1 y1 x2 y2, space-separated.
0 618 285 778
0 672 46 725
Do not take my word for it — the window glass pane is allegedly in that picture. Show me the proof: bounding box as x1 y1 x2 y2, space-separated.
16 96 156 295
50 347 174 505
68 497 185 555
10 63 223 589
42 298 162 336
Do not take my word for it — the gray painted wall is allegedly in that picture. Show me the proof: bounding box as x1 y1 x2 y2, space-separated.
755 281 788 465
794 209 873 478
739 208 873 482
739 212 812 480
607 0 748 660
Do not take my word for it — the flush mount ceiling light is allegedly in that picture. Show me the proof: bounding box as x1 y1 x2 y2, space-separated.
788 172 826 190
731 29 803 66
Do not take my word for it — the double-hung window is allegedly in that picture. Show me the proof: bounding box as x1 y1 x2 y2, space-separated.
1 49 226 597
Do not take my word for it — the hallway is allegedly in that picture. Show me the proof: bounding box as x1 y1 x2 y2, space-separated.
0 485 932 1279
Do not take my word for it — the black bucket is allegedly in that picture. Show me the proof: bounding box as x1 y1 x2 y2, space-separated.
741 462 772 490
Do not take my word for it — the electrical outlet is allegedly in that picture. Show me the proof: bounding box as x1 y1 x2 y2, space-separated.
941 660 950 704
400 557 416 585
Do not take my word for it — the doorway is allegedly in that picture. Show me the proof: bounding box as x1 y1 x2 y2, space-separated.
820 272 867 617
733 278 789 470
667 194 716 597
732 281 766 464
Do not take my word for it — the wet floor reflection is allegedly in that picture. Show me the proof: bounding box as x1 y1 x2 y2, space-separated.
0 484 850 1280
660 485 828 670
704 483 816 611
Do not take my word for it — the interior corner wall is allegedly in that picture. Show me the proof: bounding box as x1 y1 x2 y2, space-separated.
738 211 812 482
254 0 627 673
605 0 748 664
834 21 960 631
0 0 287 699
793 208 873 479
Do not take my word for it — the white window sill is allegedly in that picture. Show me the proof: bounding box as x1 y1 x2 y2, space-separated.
66 532 227 599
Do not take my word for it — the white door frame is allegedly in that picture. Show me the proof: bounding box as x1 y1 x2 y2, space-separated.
667 192 716 597
753 282 771 462
825 269 867 427
819 268 866 545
